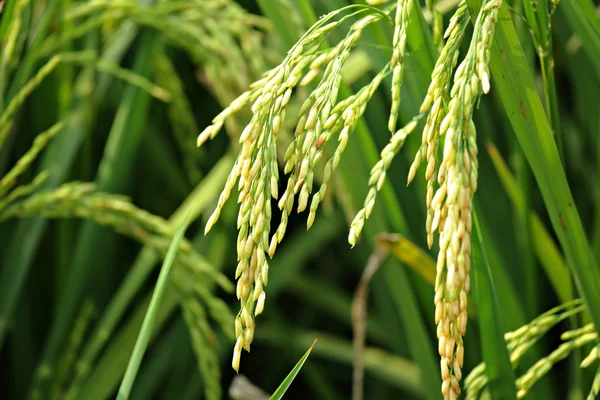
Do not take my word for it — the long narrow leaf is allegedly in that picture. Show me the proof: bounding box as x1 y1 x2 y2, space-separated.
472 210 517 400
116 211 192 400
487 142 572 303
466 0 600 330
269 339 317 400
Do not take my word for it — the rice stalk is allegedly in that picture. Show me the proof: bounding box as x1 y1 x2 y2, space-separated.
351 246 387 400
521 0 562 153
0 171 49 212
0 55 64 138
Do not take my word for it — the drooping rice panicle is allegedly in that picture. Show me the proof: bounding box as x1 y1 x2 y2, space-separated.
406 1 501 397
387 0 413 133
196 6 390 371
408 0 468 248
349 116 420 246
304 65 387 233
276 13 387 242
0 121 64 198
0 182 232 289
516 331 598 398
204 42 330 373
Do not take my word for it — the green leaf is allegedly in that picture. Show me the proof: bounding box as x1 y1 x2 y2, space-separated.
471 210 518 400
116 210 193 400
560 0 600 79
486 143 572 303
466 0 600 331
76 291 178 400
269 339 317 400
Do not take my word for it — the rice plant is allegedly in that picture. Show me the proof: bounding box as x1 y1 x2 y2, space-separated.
1 0 599 399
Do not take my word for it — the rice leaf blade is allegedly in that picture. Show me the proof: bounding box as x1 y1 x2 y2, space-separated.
116 211 192 400
269 339 317 400
487 142 572 303
472 210 518 400
466 0 600 329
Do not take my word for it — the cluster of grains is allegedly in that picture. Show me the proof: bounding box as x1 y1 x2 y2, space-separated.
465 300 583 397
197 7 389 371
277 13 385 241
464 300 600 400
344 0 422 244
207 51 310 373
0 182 230 292
407 1 501 398
349 116 419 246
388 0 413 133
301 60 385 230
409 0 468 249
517 324 597 398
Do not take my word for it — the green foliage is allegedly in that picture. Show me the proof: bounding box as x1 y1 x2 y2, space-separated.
0 0 599 399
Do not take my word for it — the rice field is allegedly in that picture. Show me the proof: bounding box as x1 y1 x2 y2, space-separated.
0 1 599 399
